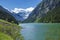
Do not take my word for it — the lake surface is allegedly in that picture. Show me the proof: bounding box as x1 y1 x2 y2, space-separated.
20 23 60 40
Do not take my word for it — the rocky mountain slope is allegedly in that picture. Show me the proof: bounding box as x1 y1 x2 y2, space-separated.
23 0 60 23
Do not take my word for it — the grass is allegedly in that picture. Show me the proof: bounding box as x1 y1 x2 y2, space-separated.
0 19 23 40
0 32 13 40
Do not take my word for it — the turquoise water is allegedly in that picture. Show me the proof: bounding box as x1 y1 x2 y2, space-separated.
20 23 60 40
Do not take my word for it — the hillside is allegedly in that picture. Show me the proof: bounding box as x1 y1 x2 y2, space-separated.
0 19 23 40
0 6 18 24
0 32 13 40
35 6 60 23
23 0 60 23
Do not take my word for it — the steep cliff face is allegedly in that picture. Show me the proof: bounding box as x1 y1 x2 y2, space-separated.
23 0 60 23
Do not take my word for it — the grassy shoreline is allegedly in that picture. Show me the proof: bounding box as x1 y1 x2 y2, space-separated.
0 19 23 40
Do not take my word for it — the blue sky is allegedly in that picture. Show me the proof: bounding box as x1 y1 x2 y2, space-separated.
0 0 42 13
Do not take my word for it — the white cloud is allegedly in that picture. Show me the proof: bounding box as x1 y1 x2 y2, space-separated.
11 7 34 13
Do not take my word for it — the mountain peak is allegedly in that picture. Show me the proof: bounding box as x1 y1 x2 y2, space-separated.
11 7 34 13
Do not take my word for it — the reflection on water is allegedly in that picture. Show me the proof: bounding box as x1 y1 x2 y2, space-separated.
20 23 60 40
